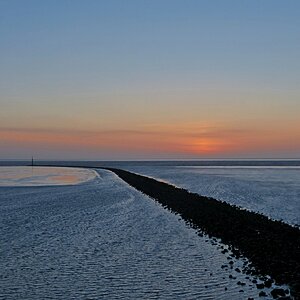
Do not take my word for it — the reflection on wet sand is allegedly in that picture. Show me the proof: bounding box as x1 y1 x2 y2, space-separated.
0 167 97 186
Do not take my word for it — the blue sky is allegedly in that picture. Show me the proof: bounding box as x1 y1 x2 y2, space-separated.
0 0 299 159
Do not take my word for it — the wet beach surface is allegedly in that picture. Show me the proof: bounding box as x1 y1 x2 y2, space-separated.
0 169 284 299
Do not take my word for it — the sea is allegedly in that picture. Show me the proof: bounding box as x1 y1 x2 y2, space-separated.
0 160 298 299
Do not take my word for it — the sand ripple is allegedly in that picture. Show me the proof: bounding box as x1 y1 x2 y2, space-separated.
0 169 275 299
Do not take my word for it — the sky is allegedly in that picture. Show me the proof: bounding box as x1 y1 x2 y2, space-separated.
0 0 300 160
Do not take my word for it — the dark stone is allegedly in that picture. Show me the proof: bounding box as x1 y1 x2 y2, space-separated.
264 279 273 288
259 291 267 297
270 288 286 298
256 283 265 289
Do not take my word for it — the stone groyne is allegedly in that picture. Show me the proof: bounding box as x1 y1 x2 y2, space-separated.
106 168 300 299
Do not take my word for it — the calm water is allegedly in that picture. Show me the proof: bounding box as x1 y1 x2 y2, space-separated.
0 167 97 187
0 169 281 299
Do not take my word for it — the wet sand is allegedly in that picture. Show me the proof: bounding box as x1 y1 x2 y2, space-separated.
1 169 268 299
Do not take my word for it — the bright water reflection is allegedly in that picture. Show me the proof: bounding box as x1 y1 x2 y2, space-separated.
0 167 97 186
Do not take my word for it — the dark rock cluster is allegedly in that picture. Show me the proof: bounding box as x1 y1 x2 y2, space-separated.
105 168 300 299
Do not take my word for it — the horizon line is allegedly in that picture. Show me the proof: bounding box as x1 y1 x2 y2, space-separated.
1 158 300 162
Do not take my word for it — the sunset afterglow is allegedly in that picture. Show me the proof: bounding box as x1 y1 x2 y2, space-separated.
1 1 299 159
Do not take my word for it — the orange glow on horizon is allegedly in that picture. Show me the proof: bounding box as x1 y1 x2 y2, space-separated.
1 121 300 158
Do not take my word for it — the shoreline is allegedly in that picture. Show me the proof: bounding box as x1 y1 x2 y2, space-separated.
104 167 300 299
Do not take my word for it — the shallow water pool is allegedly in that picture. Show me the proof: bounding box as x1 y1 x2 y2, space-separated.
0 166 97 186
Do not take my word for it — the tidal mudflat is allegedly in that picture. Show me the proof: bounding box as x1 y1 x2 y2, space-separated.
0 168 286 299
